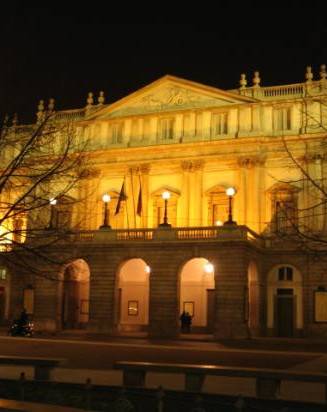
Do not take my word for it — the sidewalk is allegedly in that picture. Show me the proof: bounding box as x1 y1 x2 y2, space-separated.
2 325 327 353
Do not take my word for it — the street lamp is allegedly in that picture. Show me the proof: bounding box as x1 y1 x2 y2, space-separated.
48 198 57 229
159 191 171 227
100 193 111 229
224 187 237 225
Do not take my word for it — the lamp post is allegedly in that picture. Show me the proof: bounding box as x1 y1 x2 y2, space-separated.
224 187 237 225
159 191 171 227
48 197 57 229
100 193 111 229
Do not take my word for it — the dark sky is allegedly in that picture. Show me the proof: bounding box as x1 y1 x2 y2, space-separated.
1 6 327 124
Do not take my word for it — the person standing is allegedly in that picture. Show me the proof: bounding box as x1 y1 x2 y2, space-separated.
179 311 187 332
185 312 192 333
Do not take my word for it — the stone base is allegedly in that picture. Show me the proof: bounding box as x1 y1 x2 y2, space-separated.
149 320 178 338
87 319 113 334
34 318 57 332
214 322 250 339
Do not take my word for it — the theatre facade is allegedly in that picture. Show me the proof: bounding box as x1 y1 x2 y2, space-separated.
1 67 327 338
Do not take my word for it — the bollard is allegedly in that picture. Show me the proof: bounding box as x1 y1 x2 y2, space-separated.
19 372 26 401
85 377 92 411
234 394 246 411
156 385 164 412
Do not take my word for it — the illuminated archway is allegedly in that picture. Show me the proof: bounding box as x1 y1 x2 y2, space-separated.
116 258 150 331
59 259 90 329
179 258 215 331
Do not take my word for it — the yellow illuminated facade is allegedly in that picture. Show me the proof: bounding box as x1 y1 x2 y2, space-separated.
1 66 327 338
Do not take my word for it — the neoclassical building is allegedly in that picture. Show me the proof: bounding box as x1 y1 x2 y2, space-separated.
1 66 327 338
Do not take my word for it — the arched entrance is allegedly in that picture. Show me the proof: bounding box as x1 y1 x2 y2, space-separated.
247 261 261 336
179 258 215 333
116 258 150 332
60 259 90 329
267 264 303 337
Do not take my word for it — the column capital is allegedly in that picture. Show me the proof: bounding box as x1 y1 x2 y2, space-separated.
129 163 151 175
181 159 204 172
79 167 101 179
237 155 266 169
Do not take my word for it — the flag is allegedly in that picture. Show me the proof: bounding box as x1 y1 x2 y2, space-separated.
115 179 126 215
137 185 142 217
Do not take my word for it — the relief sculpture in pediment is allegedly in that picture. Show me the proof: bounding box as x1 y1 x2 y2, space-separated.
108 86 229 118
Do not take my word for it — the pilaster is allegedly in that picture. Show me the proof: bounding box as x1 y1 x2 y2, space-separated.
180 160 204 226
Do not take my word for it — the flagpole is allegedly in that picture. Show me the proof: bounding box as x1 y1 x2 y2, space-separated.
125 176 130 231
130 168 136 228
137 172 142 226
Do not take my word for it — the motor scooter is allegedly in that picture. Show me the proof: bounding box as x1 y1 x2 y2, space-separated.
8 320 34 337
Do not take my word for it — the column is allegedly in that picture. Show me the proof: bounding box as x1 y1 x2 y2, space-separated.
179 160 204 227
180 161 191 226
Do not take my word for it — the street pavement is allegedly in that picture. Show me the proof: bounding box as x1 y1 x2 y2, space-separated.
0 330 327 371
1 331 327 404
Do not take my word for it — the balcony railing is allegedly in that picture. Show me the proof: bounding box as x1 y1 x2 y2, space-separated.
69 225 264 246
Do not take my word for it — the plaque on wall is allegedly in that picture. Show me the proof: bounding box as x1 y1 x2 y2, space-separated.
314 290 327 322
128 301 139 316
183 301 194 317
80 299 89 315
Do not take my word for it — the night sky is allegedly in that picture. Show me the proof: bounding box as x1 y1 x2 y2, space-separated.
1 7 327 124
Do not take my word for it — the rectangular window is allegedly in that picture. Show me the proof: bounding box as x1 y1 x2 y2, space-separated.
211 112 228 136
159 118 174 140
274 107 291 131
131 119 140 138
195 113 202 136
183 115 191 137
110 123 123 144
143 118 151 140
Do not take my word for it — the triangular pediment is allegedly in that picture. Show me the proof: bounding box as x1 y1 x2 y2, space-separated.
88 75 256 120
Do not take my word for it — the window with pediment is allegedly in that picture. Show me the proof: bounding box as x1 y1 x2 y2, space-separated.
273 106 292 131
12 214 25 243
50 196 75 230
269 184 299 234
152 189 179 227
211 112 228 137
206 185 229 226
158 118 174 140
98 190 126 229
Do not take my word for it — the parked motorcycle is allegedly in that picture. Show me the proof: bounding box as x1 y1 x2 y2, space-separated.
8 320 34 337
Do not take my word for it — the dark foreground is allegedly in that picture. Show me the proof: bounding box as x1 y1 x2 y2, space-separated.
0 379 325 412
